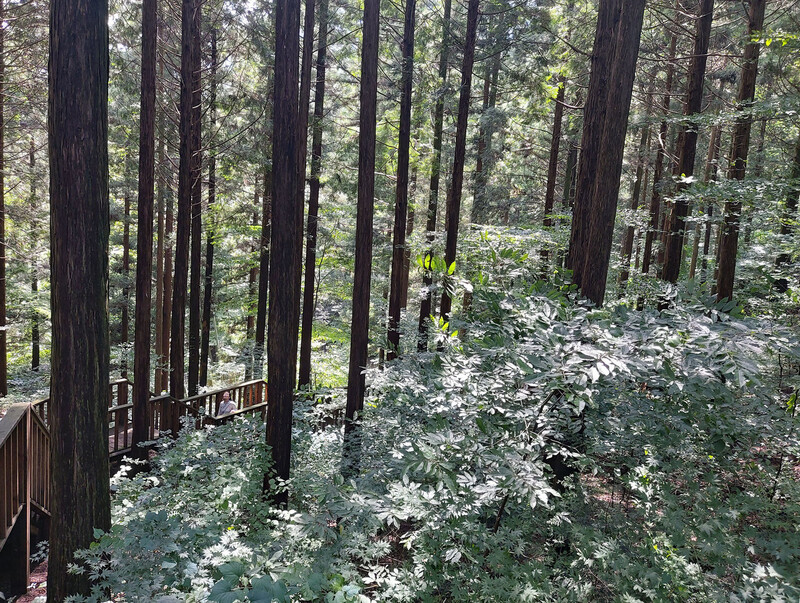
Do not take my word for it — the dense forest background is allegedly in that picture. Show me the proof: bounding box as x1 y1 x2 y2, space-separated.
0 0 799 599
0 0 793 397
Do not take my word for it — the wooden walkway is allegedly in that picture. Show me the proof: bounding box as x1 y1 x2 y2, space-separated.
0 378 267 594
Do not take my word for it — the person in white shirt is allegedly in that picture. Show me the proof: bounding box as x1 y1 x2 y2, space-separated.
218 391 236 415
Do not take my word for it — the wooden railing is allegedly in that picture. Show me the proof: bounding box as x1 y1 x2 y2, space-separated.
0 377 267 593
0 405 28 550
181 379 267 419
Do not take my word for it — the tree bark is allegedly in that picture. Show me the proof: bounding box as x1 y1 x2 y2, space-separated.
265 0 301 506
716 0 766 301
295 0 317 386
0 0 5 396
299 0 329 388
418 0 451 351
343 0 380 445
200 29 217 388
619 82 654 288
154 51 166 393
121 195 130 377
540 76 566 269
566 0 621 281
438 0 480 324
254 161 271 380
48 0 111 595
170 0 197 399
245 194 258 381
30 139 39 371
132 0 157 460
641 31 677 276
187 0 202 396
571 0 646 305
387 0 416 361
661 0 715 283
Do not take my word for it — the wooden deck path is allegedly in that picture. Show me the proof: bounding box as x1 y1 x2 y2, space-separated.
0 378 267 594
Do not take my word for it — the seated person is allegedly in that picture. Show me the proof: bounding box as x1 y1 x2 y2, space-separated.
218 391 236 416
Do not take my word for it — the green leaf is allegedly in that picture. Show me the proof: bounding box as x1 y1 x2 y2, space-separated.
220 561 246 583
447 261 456 275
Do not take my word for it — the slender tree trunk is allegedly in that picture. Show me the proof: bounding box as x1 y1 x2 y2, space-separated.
264 0 301 506
418 0 451 351
716 0 765 301
299 0 329 388
154 54 166 393
200 29 217 388
170 0 197 399
48 0 111 594
543 77 566 231
132 0 157 459
387 0 416 361
578 0 645 305
700 121 722 283
161 187 174 394
254 161 271 380
30 139 39 371
245 196 258 381
661 0 715 283
469 63 493 224
295 0 317 386
438 0 480 323
619 83 654 289
642 31 677 276
187 1 202 396
121 195 130 377
400 137 418 310
343 0 380 448
0 0 5 396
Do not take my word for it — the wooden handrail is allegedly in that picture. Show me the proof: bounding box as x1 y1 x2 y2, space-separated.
0 405 28 548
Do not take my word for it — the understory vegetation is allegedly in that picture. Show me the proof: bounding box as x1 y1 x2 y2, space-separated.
68 237 800 602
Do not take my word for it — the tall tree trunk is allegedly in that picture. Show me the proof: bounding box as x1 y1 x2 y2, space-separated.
387 0 416 361
567 0 621 280
343 0 380 456
48 0 111 594
254 161 271 380
265 0 301 506
187 1 202 396
571 0 646 306
294 0 317 386
121 195 130 377
0 0 5 397
619 82 654 288
438 0 480 324
540 75 566 268
472 55 500 225
299 0 329 388
30 139 39 371
418 0 451 351
245 194 258 381
661 0 715 283
641 31 677 276
161 186 174 394
132 0 157 460
154 53 166 393
200 28 217 388
700 120 722 284
170 0 197 399
716 0 766 301
562 141 577 209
